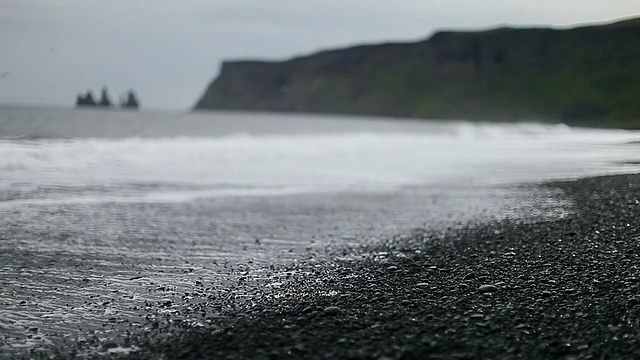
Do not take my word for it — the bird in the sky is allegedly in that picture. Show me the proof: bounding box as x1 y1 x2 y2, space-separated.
0 72 9 78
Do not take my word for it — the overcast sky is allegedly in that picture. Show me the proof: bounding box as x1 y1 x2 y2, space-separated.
0 1 638 111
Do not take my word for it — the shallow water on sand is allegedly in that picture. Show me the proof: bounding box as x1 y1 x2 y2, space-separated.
0 185 566 354
1 107 640 354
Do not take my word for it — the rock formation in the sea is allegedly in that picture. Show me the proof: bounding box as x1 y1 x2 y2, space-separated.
98 87 112 107
76 90 97 107
194 17 640 128
76 87 140 110
120 90 140 110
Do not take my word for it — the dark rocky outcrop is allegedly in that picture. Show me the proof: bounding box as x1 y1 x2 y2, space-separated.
120 90 140 110
76 87 140 110
76 91 97 107
195 17 640 128
98 87 112 107
76 87 112 108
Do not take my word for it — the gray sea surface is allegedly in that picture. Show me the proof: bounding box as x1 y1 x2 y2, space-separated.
1 106 639 355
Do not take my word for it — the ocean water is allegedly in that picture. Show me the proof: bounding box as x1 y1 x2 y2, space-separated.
1 106 640 354
2 107 640 204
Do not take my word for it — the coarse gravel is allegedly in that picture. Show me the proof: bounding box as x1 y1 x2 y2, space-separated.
34 173 640 359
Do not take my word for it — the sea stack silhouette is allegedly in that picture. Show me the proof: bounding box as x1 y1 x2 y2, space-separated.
98 87 111 107
120 90 140 110
76 86 140 110
76 90 97 107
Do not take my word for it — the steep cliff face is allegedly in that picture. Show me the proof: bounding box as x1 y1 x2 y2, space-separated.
195 18 640 127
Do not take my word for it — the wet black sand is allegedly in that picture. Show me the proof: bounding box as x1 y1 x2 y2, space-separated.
27 173 640 359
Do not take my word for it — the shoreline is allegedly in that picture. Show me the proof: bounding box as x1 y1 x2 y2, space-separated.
0 181 558 358
23 172 640 358
85 174 640 358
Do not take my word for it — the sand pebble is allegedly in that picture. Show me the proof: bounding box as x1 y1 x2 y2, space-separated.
479 284 497 293
323 306 341 315
102 342 118 350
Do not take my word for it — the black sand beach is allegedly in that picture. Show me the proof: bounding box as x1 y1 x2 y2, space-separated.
24 173 640 359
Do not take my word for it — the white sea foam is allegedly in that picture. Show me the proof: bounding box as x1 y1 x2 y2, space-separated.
1 111 639 205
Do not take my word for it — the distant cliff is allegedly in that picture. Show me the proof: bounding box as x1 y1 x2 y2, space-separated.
195 18 640 128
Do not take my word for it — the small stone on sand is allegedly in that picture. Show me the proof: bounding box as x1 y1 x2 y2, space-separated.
479 284 497 293
323 306 341 315
102 342 118 350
